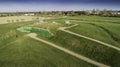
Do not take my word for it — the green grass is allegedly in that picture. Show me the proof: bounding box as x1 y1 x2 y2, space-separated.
0 36 94 67
44 31 120 67
49 16 120 47
63 16 120 23
0 21 94 67
32 27 53 38
17 26 53 38
39 16 120 67
41 16 120 66
0 21 34 47
1 15 120 67
68 23 120 47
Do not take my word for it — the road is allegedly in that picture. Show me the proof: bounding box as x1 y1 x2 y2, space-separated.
27 33 110 67
59 24 120 51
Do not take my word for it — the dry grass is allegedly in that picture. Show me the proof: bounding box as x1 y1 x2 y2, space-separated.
0 16 36 24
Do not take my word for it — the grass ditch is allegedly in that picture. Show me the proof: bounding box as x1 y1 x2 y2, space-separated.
88 23 120 43
68 23 120 47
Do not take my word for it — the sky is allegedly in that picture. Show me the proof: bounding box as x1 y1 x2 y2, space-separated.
0 0 120 12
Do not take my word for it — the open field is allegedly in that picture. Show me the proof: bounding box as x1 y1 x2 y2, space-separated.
0 15 120 67
0 16 36 24
0 21 95 67
0 37 94 67
43 16 120 67
0 16 49 24
28 33 109 67
46 16 120 47
68 19 120 48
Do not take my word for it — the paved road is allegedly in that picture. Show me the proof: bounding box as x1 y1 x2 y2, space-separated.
27 33 110 67
59 24 120 51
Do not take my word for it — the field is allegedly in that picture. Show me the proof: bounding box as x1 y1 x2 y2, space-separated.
67 16 120 48
0 16 49 24
0 15 120 67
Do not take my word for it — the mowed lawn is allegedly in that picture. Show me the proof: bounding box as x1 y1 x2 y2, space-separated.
0 21 94 67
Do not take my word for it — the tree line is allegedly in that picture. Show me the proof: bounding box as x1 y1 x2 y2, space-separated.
35 10 120 17
0 9 120 17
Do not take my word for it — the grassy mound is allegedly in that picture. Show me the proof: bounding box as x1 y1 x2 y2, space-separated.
45 31 120 67
17 27 53 38
0 23 94 67
0 36 94 67
68 23 120 47
17 27 32 33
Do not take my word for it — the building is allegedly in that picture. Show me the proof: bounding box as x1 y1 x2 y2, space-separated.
112 11 120 15
24 13 35 16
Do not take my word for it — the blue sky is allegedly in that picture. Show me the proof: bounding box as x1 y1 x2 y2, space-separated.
0 0 120 12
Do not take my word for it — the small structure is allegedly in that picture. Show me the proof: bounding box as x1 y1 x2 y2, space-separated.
65 20 71 25
35 19 44 25
52 21 58 25
24 13 35 16
112 11 120 15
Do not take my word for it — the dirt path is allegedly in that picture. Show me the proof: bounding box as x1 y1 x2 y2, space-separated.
59 24 120 51
27 33 110 67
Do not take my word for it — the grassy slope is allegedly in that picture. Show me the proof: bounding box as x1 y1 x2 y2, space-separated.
1 16 120 67
0 22 94 67
45 16 120 47
97 23 120 40
68 23 120 47
65 16 120 23
0 36 94 67
49 16 120 47
44 16 120 67
0 21 34 47
45 31 120 67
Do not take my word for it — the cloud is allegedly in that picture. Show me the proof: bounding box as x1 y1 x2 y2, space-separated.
0 3 119 12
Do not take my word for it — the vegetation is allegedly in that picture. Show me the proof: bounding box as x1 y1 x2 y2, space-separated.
41 15 120 67
0 19 94 67
46 16 120 47
0 13 120 67
42 30 120 67
17 27 53 38
66 16 120 47
1 10 119 17
0 16 36 24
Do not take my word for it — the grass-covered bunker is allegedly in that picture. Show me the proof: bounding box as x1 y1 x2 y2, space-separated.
17 27 53 38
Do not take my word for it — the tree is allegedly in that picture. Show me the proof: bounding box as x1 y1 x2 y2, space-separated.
85 10 91 16
68 10 75 16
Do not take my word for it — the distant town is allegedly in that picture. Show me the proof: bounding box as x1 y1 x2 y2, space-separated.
0 10 120 17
